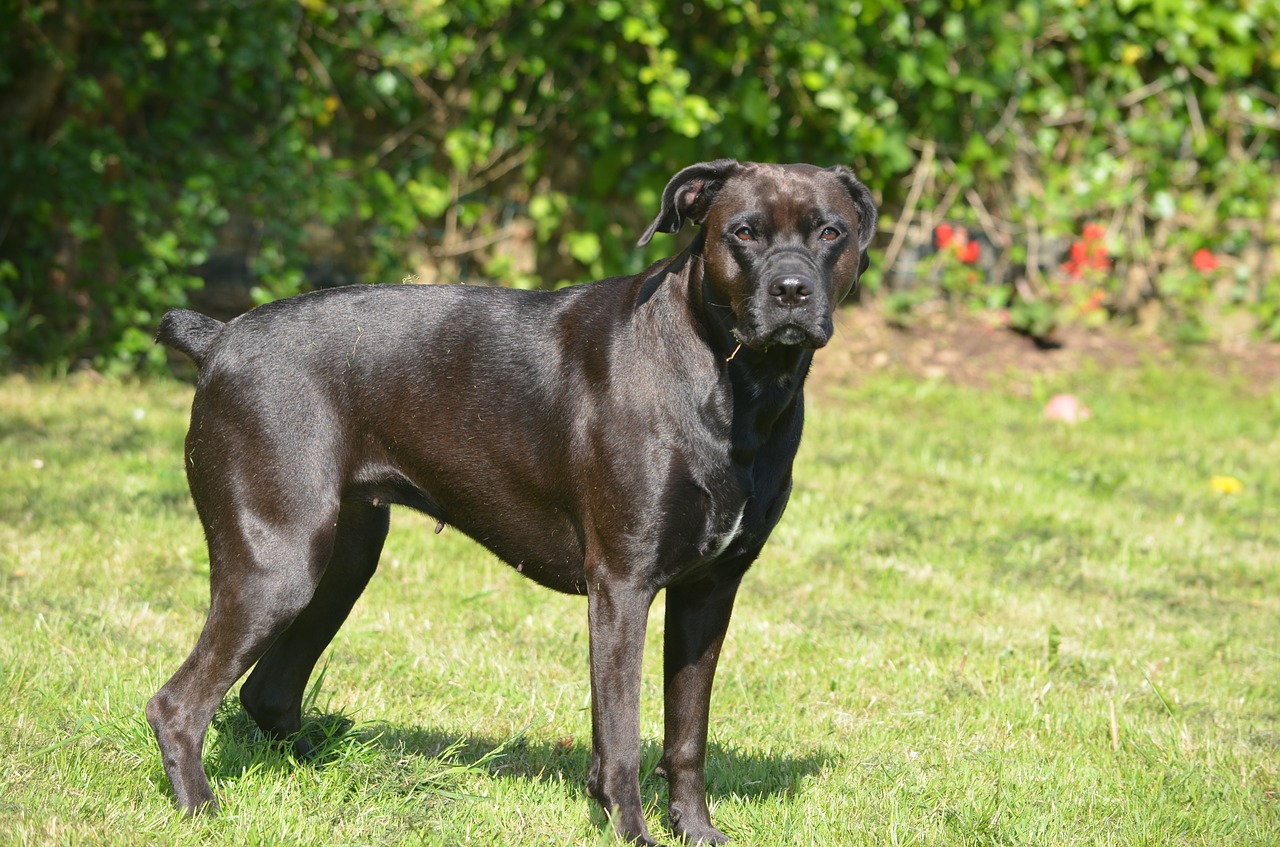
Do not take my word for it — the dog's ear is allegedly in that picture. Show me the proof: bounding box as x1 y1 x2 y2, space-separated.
638 159 740 246
827 165 878 254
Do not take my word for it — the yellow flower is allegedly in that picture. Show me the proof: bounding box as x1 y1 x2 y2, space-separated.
1210 475 1244 495
1120 43 1145 65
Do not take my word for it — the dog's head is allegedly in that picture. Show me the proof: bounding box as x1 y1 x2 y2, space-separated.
639 159 877 351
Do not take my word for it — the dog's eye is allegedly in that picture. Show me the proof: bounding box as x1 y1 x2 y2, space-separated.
733 226 756 242
819 227 842 242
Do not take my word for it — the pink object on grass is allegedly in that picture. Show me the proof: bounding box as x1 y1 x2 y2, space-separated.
1044 393 1091 424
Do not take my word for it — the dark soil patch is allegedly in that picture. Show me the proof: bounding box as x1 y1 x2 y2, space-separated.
811 303 1280 394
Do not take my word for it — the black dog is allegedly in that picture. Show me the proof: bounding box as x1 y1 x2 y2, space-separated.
147 160 877 845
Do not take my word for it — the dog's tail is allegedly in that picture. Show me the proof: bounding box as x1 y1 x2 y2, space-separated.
156 309 224 368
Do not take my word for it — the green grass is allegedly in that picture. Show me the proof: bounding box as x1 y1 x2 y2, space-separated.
1 361 1277 845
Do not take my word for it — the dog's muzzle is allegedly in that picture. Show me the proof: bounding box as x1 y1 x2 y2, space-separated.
740 264 833 349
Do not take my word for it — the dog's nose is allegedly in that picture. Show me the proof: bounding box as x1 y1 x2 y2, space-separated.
769 275 814 306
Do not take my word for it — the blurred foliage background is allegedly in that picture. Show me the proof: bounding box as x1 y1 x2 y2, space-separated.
2 0 1278 371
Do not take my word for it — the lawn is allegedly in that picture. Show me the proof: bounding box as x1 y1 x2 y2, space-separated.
1 349 1277 845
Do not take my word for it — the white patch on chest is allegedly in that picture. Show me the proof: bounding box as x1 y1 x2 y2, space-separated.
710 506 746 559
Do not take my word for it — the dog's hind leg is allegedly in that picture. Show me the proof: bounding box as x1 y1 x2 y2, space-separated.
146 501 343 815
240 499 390 756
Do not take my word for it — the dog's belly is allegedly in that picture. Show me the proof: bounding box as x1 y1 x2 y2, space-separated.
459 511 589 594
346 465 590 594
345 456 758 596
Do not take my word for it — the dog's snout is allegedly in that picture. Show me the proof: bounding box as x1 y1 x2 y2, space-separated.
768 275 814 306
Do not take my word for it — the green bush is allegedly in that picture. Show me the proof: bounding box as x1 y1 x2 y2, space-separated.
1 0 1277 369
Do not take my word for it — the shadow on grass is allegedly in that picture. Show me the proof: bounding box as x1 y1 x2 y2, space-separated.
204 702 827 807
372 720 828 802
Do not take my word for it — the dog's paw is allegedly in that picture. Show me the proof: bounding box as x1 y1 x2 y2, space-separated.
669 805 729 845
674 824 728 845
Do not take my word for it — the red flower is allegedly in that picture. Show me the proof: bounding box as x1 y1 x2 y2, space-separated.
1063 227 1110 279
935 223 954 250
1192 248 1219 272
956 241 980 264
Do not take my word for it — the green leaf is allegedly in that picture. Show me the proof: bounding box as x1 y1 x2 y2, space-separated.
565 231 601 265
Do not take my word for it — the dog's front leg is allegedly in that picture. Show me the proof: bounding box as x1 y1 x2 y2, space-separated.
586 575 659 845
659 575 744 845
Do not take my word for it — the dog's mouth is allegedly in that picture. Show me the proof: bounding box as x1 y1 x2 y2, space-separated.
769 324 813 347
734 320 831 352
